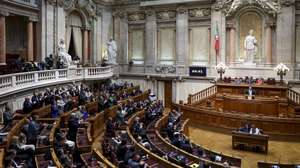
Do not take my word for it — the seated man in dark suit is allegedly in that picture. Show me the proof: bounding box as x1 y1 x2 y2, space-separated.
245 86 256 99
239 123 250 133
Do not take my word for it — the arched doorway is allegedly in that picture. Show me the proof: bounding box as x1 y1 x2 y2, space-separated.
66 11 83 61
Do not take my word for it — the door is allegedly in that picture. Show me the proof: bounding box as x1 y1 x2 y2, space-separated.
164 80 172 108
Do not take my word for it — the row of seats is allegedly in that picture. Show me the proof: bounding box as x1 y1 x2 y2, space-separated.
1 81 142 167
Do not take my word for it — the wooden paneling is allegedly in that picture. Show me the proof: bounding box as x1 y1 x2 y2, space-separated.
174 104 300 136
216 94 289 116
216 83 287 98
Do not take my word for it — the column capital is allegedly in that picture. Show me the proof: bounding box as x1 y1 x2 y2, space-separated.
28 16 38 22
145 8 156 17
265 22 276 28
0 11 9 17
176 6 188 14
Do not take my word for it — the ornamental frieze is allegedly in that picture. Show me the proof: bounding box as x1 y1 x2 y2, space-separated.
189 8 211 17
156 11 176 20
128 12 145 21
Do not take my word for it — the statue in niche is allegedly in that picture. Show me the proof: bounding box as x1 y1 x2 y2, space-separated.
58 39 73 67
107 38 118 64
244 29 257 63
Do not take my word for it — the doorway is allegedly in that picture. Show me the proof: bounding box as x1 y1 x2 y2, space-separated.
164 80 172 108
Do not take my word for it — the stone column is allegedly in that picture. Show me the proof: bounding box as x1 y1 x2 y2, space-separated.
27 19 34 61
229 26 236 63
0 13 7 65
91 13 102 64
113 10 128 65
176 6 188 75
119 13 128 64
276 3 295 64
83 29 89 64
265 24 272 64
145 9 157 73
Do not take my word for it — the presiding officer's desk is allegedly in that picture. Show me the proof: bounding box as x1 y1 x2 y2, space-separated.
232 131 269 154
215 94 289 117
216 82 287 98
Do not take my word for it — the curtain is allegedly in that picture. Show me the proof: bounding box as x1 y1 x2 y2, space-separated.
66 26 72 51
72 27 83 61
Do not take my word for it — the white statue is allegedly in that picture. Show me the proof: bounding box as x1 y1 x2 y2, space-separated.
107 38 117 64
58 39 73 67
244 29 257 63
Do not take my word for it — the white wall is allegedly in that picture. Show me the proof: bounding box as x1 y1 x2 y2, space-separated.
119 77 213 104
174 79 213 103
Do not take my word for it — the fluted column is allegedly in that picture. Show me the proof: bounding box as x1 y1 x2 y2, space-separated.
27 19 34 61
265 24 272 64
145 8 157 73
0 13 7 65
229 26 236 63
176 6 188 73
83 29 89 64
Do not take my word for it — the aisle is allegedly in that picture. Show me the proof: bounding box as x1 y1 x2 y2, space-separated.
188 124 300 168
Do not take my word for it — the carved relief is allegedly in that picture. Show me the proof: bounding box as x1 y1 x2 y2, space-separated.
57 0 75 10
157 11 176 20
189 8 211 17
113 9 127 18
212 0 282 17
155 65 176 74
49 0 98 18
128 12 145 21
280 0 295 6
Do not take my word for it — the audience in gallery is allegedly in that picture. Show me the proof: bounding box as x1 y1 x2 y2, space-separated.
221 76 276 85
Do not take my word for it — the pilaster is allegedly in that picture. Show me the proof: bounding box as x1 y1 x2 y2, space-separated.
145 8 157 73
176 6 188 74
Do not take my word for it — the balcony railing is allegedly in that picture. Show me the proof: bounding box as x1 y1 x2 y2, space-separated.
0 66 113 96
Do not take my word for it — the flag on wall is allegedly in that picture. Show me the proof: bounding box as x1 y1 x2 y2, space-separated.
214 23 220 58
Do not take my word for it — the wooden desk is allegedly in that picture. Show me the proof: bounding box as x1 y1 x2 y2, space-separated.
257 161 300 168
216 94 289 116
232 131 269 154
216 83 287 98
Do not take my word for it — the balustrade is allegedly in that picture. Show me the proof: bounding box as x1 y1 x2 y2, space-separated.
288 89 300 105
188 85 217 104
0 66 113 96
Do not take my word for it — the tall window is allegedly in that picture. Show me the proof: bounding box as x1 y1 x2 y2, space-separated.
158 28 175 65
189 27 209 66
129 29 145 64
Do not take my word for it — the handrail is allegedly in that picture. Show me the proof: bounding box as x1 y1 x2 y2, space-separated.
154 113 230 168
126 110 182 168
288 89 300 105
0 66 113 97
94 148 117 168
188 85 217 104
180 119 242 167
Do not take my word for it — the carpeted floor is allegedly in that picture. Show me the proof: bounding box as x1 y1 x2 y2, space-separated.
188 123 300 168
